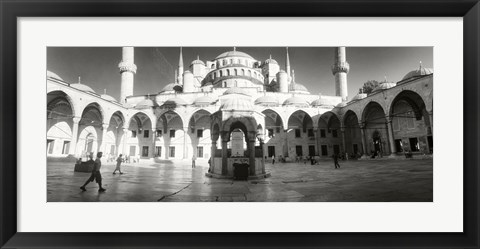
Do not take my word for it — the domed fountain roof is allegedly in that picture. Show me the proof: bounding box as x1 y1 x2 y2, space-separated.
311 98 335 107
220 97 253 111
402 64 433 81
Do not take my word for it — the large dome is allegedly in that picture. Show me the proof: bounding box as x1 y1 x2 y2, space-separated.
221 97 253 111
254 96 279 106
283 96 309 107
70 83 95 93
290 83 309 93
215 50 254 60
402 66 433 81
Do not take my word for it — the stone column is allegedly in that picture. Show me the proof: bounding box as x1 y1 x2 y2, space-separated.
386 119 398 157
360 123 368 158
249 139 256 176
122 127 129 156
152 129 157 158
69 117 81 155
284 129 289 158
210 140 217 172
183 127 188 159
259 139 266 174
315 128 321 157
221 138 228 175
100 123 109 154
341 127 346 154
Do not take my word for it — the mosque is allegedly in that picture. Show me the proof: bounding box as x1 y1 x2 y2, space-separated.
47 47 433 178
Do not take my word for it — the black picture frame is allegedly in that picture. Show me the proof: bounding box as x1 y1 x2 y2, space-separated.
1 0 478 248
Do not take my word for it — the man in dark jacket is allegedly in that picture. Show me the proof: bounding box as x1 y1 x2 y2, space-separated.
333 154 340 169
80 152 106 192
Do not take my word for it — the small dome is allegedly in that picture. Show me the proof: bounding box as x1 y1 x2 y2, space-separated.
215 50 254 60
283 96 309 107
351 93 367 101
221 97 253 111
135 99 154 109
223 87 250 96
311 98 335 107
372 81 396 93
193 95 217 106
163 97 189 106
254 96 279 106
70 83 95 93
160 83 183 93
264 58 278 65
291 83 309 93
47 70 63 81
100 94 117 102
402 66 433 80
191 59 205 66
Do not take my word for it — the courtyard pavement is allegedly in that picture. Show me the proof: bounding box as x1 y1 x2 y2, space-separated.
47 158 433 202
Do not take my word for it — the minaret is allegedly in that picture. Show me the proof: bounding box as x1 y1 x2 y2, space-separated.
285 47 291 78
118 47 137 104
177 47 184 84
331 47 349 102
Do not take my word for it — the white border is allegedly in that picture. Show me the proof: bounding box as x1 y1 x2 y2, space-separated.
18 17 463 232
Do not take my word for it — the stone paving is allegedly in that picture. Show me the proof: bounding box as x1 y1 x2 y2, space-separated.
47 158 433 202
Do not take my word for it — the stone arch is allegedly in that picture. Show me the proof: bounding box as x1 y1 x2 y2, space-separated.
187 109 213 159
47 90 76 118
80 102 105 125
222 116 258 141
389 90 432 154
343 110 363 156
47 91 75 156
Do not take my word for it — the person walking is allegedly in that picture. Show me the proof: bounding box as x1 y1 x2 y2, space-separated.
271 155 275 165
113 154 124 175
80 152 106 192
333 153 340 169
192 154 196 168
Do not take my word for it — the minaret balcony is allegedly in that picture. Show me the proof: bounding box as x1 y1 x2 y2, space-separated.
118 61 137 74
331 61 350 75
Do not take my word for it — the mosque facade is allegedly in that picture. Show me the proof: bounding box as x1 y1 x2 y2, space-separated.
47 47 433 172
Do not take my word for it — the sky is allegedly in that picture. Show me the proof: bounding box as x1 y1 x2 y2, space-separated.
47 47 433 100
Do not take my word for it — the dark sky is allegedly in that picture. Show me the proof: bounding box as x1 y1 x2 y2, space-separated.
47 47 433 100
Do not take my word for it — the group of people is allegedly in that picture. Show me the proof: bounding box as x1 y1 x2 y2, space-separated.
80 153 127 192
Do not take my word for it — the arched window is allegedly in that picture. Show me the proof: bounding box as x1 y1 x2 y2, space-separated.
248 70 252 77
223 59 227 66
241 69 245 76
220 70 223 77
234 69 238 76
211 64 215 69
230 59 233 64
223 81 227 87
227 69 230 76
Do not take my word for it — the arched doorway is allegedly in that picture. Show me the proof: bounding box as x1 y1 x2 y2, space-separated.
47 91 74 157
317 112 341 157
343 110 362 157
127 112 152 160
105 111 125 160
187 109 212 161
261 109 283 161
362 101 389 156
390 90 432 154
287 110 313 161
77 103 103 158
156 111 184 160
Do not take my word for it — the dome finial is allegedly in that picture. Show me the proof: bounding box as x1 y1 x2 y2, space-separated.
233 46 236 52
419 60 423 69
384 74 388 82
197 55 200 60
104 89 107 95
78 76 81 84
269 54 272 59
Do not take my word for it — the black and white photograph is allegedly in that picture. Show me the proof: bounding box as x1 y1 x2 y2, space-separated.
47 46 433 202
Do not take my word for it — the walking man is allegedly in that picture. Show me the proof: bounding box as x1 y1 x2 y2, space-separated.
192 154 196 168
333 153 340 169
80 152 106 192
113 154 124 175
271 155 275 165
